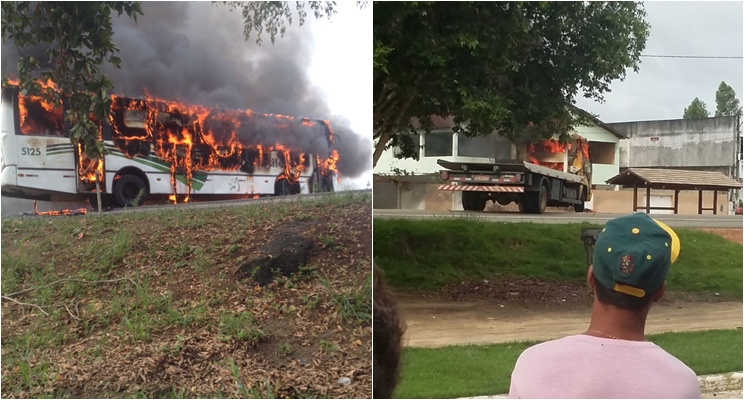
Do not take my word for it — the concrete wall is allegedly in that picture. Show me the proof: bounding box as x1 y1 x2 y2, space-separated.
374 181 733 215
373 181 398 209
608 117 738 170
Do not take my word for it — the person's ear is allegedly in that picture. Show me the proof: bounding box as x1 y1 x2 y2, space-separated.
587 265 595 290
652 281 666 303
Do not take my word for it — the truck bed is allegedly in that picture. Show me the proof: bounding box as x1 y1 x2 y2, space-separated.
437 159 582 184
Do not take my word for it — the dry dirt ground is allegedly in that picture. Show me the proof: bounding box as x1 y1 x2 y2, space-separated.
398 294 743 348
1 197 371 398
699 228 743 244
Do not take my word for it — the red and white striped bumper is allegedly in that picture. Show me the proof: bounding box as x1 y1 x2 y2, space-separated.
438 184 524 193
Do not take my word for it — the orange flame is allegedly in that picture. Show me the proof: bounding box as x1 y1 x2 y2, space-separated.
527 138 566 172
33 200 90 216
9 80 341 199
6 79 64 136
109 94 339 198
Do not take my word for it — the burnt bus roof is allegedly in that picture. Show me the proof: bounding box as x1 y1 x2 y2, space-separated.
110 95 333 135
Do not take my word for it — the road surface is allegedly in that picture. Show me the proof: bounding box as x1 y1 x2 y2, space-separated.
398 297 743 348
374 209 744 228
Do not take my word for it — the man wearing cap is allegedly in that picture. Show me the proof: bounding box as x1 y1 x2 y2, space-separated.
508 213 701 399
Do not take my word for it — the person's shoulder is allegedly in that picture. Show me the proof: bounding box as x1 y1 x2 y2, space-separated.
655 347 698 377
651 346 700 388
516 335 583 360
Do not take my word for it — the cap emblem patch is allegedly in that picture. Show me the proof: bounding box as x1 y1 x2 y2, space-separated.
619 254 634 276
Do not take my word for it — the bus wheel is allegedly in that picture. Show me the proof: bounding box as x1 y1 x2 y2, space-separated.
274 177 300 196
114 175 147 207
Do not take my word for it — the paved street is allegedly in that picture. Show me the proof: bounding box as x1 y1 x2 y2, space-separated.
373 209 744 228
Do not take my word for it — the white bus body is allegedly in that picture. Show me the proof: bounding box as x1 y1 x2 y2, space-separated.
0 88 338 206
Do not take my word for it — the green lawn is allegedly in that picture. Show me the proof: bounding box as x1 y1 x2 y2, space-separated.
373 219 743 295
395 329 744 399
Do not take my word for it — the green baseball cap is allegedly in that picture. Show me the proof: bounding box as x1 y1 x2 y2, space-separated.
592 213 681 298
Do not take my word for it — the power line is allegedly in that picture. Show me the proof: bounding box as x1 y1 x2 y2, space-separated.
641 54 743 59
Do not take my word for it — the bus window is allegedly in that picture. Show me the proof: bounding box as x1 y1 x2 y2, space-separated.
123 109 147 129
17 94 64 137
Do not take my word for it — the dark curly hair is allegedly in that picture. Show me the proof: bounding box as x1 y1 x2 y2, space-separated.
373 265 405 399
593 275 656 312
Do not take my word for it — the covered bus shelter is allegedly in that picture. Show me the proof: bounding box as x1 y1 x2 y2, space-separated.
606 168 742 215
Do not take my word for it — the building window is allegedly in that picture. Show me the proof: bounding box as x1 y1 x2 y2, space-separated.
393 133 421 159
424 132 453 157
589 141 616 165
458 134 492 158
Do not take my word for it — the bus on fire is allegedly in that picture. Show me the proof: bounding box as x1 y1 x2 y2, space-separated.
0 85 339 208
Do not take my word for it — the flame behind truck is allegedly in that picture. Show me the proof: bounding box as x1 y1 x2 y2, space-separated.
438 134 593 214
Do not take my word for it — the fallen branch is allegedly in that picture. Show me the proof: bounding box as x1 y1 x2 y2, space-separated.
64 303 81 321
3 277 137 299
1 295 49 316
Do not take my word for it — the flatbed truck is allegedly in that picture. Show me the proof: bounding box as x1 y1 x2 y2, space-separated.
437 135 593 214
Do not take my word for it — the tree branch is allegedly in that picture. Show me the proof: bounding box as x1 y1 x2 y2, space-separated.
1 296 49 316
4 277 137 299
373 93 414 167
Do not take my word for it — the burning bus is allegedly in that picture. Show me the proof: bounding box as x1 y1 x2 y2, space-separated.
0 84 339 207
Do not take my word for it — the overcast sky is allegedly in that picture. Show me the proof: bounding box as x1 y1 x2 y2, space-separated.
307 2 372 188
575 1 743 123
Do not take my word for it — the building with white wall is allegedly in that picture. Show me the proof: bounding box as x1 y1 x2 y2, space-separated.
373 111 625 210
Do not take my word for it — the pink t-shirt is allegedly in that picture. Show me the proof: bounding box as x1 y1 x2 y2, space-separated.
509 335 701 399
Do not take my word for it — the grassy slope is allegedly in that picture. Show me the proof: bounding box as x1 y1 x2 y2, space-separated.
1 193 371 399
395 329 743 399
373 219 743 294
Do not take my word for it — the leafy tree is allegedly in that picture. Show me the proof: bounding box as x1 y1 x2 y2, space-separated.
683 97 710 119
224 1 367 44
373 2 650 166
715 81 742 117
1 2 143 212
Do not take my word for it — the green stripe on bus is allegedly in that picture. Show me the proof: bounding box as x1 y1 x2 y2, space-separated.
107 152 207 191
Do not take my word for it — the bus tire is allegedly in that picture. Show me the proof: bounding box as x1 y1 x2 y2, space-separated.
274 178 300 196
114 175 147 207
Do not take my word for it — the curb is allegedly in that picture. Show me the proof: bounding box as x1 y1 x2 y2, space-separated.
699 372 743 393
457 372 743 399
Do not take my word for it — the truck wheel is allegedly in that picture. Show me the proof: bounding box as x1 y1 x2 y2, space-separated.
114 175 147 207
574 189 586 212
518 193 531 214
535 185 548 214
462 191 487 211
495 196 511 206
525 186 547 214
